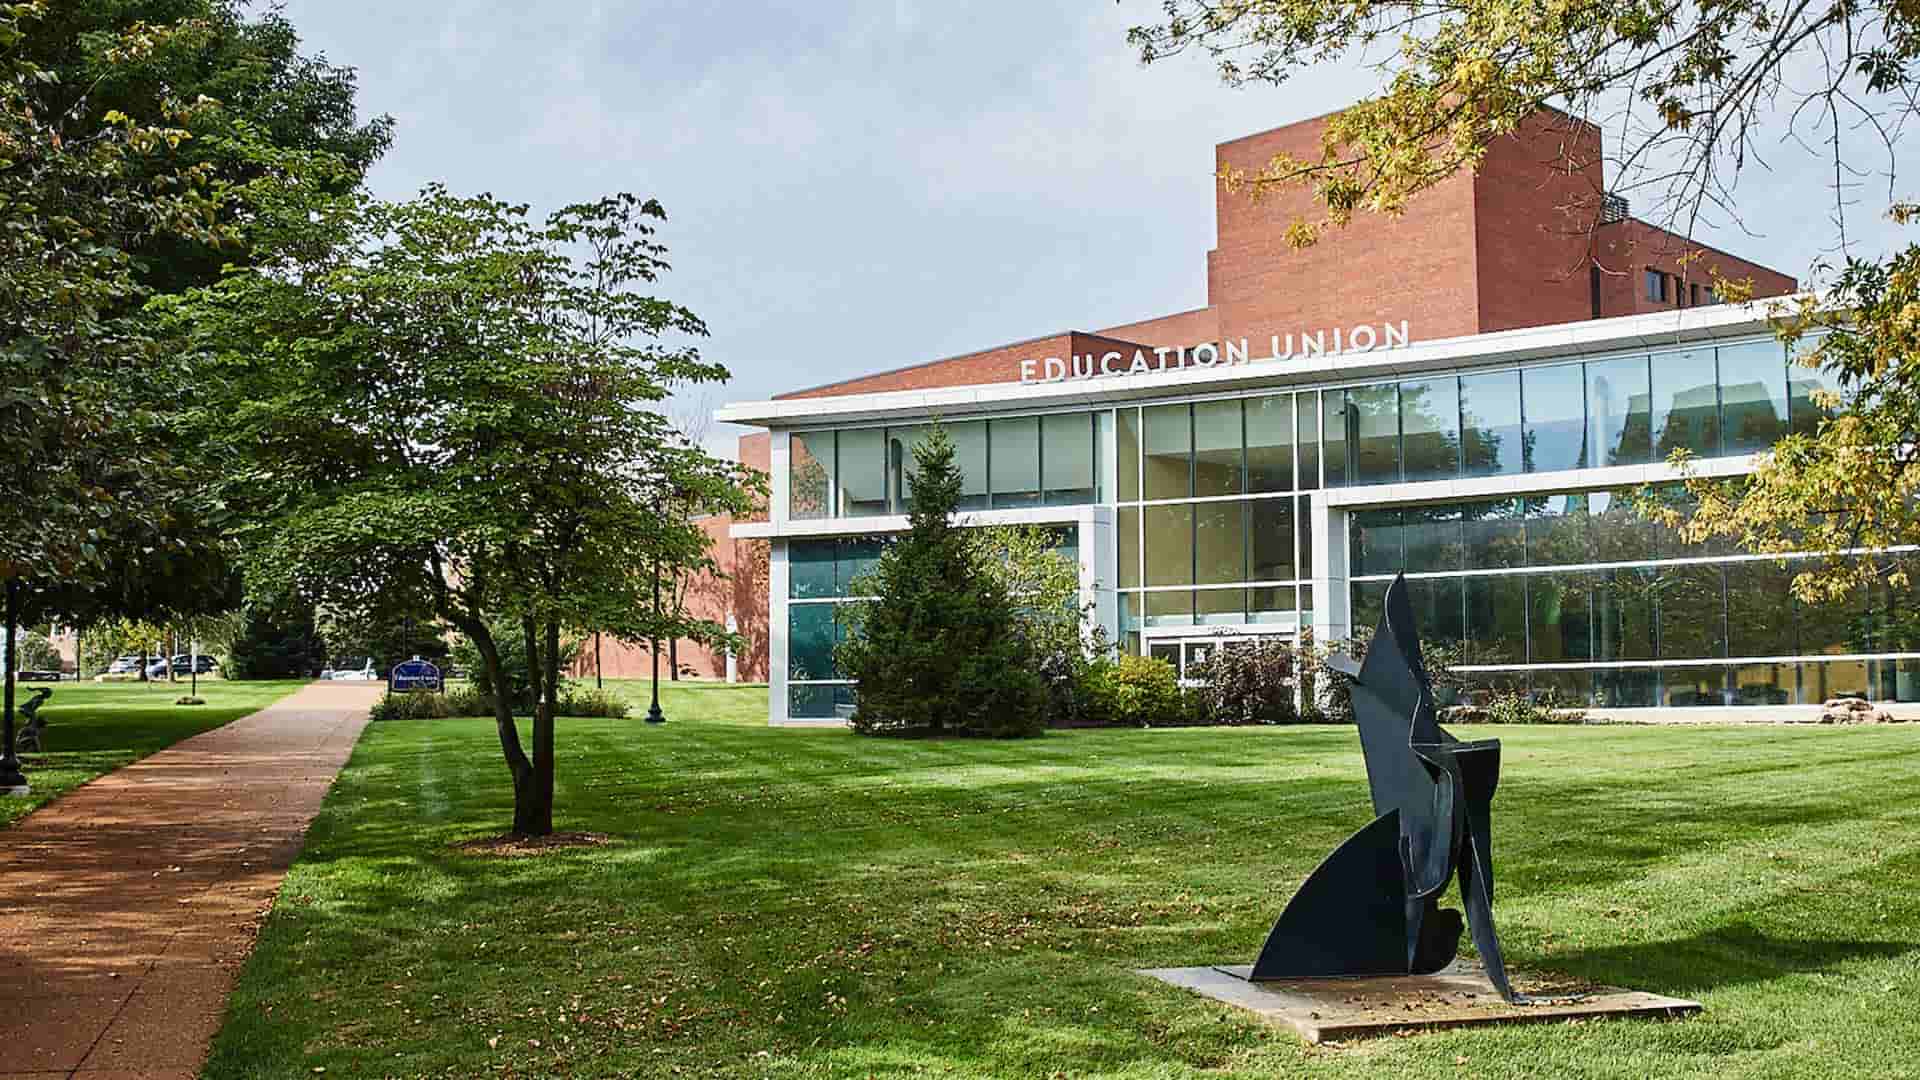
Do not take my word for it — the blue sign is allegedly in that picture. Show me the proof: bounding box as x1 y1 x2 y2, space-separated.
390 657 443 693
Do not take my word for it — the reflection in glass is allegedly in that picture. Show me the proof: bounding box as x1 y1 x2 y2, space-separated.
1350 509 1401 576
1528 573 1593 663
1718 341 1788 454
1095 411 1113 502
1118 408 1142 502
1299 392 1321 490
886 424 929 513
1351 580 1390 637
1194 400 1244 497
1351 383 1400 485
1663 666 1727 707
1731 663 1795 705
1724 559 1798 657
1117 506 1141 589
1041 412 1096 506
836 427 887 516
1250 585 1295 623
838 537 883 594
1593 668 1659 707
1249 498 1295 581
1531 668 1592 706
1786 334 1847 438
1523 364 1586 472
1300 510 1315 577
1796 569 1866 655
1144 503 1194 587
1145 590 1194 625
1593 567 1656 661
790 431 833 520
1143 404 1191 500
1407 576 1465 652
788 604 836 681
790 541 836 599
1460 371 1523 477
1403 505 1464 573
1320 388 1351 486
1400 377 1460 482
1586 354 1652 466
1195 501 1246 585
1651 348 1720 459
1656 563 1727 659
1525 494 1587 567
989 416 1041 508
1463 500 1525 569
1586 490 1653 564
1465 575 1526 666
790 683 836 719
1197 587 1245 624
950 421 990 511
1246 395 1294 492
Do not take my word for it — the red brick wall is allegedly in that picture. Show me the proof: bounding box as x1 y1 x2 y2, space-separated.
1471 112 1606 331
1594 219 1798 317
1096 306 1219 349
1209 113 1485 348
774 331 1151 399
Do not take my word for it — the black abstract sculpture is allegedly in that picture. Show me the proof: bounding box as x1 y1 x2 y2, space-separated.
1251 573 1518 1002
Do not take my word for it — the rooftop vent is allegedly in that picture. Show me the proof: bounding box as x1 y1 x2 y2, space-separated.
1599 193 1630 225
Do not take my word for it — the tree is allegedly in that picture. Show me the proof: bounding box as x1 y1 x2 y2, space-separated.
968 524 1096 726
174 186 757 836
1129 0 1919 604
835 425 1046 737
224 596 324 680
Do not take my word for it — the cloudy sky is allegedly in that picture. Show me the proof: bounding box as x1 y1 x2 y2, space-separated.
280 2 1908 454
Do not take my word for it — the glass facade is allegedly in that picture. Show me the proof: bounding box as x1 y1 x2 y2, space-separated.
777 332 1904 715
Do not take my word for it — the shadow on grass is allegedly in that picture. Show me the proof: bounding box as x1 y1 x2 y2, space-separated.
1545 921 1915 996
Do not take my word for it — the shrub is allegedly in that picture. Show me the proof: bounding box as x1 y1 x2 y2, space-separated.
448 621 579 712
9 629 62 673
1078 654 1185 727
556 686 630 719
1481 688 1588 725
225 596 325 679
369 691 452 722
1186 637 1301 725
442 683 495 717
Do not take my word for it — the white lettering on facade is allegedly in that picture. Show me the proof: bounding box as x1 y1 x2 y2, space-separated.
1016 322 1418 383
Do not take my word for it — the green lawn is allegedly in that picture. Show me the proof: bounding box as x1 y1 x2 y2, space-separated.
203 682 1920 1078
0 677 308 828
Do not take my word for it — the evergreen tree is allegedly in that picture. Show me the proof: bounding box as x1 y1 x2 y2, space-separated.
836 425 1045 737
224 597 324 680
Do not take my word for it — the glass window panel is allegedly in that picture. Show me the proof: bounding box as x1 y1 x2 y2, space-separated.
1725 559 1799 658
948 421 989 511
789 682 836 719
1586 355 1652 467
1095 411 1113 503
1586 490 1654 564
1350 383 1400 485
1249 498 1296 581
1651 348 1721 459
1351 581 1391 637
1868 563 1920 653
1246 395 1294 493
1196 587 1246 625
1465 572 1530 668
1732 663 1796 705
1193 400 1244 497
788 604 837 681
1148 641 1180 667
1250 585 1296 623
1644 483 1732 558
1718 340 1789 454
1528 573 1593 663
1656 564 1727 660
790 431 833 520
1118 408 1142 502
1300 508 1315 577
1143 404 1192 500
989 416 1041 508
1403 505 1464 573
1786 335 1847 438
790 540 837 599
886 425 930 514
1796 565 1867 655
838 537 884 595
1298 392 1321 491
1117 506 1141 590
1593 667 1659 708
1525 494 1588 567
1299 583 1314 620
1532 668 1592 707
1663 666 1727 707
1145 590 1194 626
1041 412 1097 506
1143 503 1194 587
1399 377 1460 482
1407 577 1465 654
836 427 887 517
1195 501 1247 585
1459 371 1523 478
1804 659 1871 701
1593 567 1656 661
1463 500 1526 570
1321 391 1349 487
1350 509 1403 577
1522 364 1587 473
833 684 858 718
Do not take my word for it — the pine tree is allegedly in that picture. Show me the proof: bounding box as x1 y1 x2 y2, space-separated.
836 424 1045 737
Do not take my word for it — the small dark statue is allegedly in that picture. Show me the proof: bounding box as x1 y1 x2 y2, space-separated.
1251 574 1517 1001
16 686 52 753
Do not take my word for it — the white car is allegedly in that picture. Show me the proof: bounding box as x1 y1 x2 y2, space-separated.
324 660 379 681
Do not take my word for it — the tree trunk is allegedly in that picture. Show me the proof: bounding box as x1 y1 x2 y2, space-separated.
669 637 679 680
516 616 553 836
462 619 539 836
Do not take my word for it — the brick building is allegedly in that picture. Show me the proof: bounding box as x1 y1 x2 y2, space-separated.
709 106 1900 723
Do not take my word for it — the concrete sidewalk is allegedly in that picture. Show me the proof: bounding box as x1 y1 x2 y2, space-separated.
0 680 379 1079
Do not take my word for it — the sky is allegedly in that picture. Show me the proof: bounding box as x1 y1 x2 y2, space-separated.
279 1 1910 456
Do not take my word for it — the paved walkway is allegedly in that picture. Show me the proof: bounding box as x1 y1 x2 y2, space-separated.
0 681 380 1079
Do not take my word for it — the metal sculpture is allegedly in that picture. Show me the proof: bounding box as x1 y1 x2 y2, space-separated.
1250 573 1518 1002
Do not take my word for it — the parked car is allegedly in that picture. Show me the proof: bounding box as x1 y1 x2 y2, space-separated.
106 655 148 675
146 654 218 678
323 658 378 681
15 669 62 682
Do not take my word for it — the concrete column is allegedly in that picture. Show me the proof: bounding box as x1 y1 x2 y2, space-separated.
769 430 792 528
1081 506 1117 651
767 538 789 723
1309 491 1349 647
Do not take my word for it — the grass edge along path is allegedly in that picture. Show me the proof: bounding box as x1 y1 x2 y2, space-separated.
203 682 1920 1079
0 678 310 828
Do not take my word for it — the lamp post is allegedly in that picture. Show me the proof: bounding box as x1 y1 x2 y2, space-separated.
645 554 665 724
2 579 29 795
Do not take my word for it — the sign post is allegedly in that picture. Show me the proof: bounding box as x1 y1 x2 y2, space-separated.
390 656 443 694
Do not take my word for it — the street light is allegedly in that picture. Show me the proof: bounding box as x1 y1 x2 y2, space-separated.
645 552 666 724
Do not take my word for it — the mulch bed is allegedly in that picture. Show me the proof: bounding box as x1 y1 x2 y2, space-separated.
452 831 613 857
